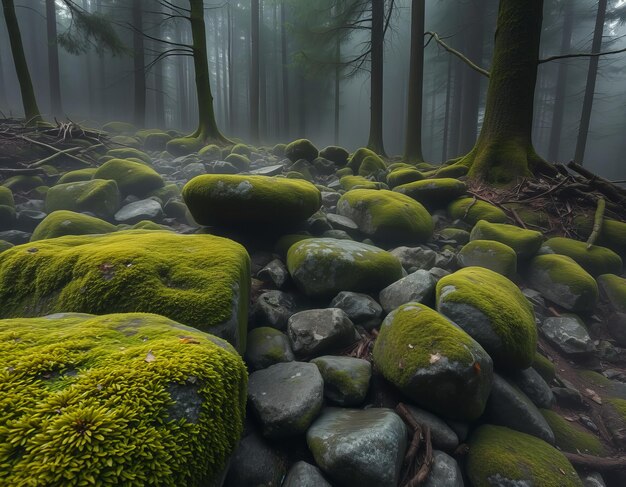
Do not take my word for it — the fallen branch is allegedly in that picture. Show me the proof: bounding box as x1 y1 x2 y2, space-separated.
17 135 92 167
27 147 83 168
564 452 626 472
587 197 605 249
567 161 626 201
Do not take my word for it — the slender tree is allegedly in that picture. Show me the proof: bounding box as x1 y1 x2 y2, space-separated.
133 0 146 127
46 0 63 116
250 0 260 142
367 0 386 155
404 0 425 163
281 1 290 137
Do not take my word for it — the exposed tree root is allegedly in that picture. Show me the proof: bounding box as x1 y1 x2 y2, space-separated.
396 403 434 487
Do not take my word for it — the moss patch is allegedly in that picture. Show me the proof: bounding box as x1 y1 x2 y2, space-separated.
339 175 380 191
540 409 606 455
358 155 386 178
386 168 424 188
467 425 582 487
94 159 164 198
45 179 121 220
57 168 98 185
539 237 623 277
470 220 543 259
0 230 250 352
448 197 507 225
394 178 467 210
532 352 556 383
347 147 383 173
166 137 205 156
285 139 318 162
106 148 151 164
457 240 517 277
31 211 117 241
597 273 626 313
0 312 246 486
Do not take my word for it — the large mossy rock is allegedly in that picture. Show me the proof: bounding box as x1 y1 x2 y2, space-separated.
31 210 117 241
166 136 205 156
346 148 385 173
598 273 626 314
339 175 381 191
574 216 626 259
106 148 151 164
57 168 98 185
45 179 121 219
467 425 582 487
337 189 433 244
393 178 467 209
448 197 507 225
470 220 543 259
539 236 623 277
436 267 537 370
0 230 250 351
372 303 493 420
386 168 424 188
527 254 599 313
94 158 164 198
286 238 403 298
0 312 247 486
183 175 321 228
285 139 319 162
457 240 517 277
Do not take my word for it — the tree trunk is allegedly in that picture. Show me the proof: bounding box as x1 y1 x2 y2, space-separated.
574 0 607 165
367 0 386 155
227 3 234 133
0 31 7 109
188 0 229 143
259 0 267 142
458 0 547 184
458 0 485 154
404 0 425 163
2 0 42 123
334 37 341 146
547 2 573 162
250 0 260 143
281 1 290 138
46 0 62 116
132 0 146 127
441 57 452 161
449 62 463 157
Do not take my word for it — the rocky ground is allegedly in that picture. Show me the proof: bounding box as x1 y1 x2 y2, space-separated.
1 121 626 486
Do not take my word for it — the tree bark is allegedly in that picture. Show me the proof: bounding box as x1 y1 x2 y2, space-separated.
2 0 42 123
367 0 386 155
132 0 146 127
259 0 267 142
547 0 574 162
404 0 425 163
188 0 229 143
46 0 62 116
457 0 547 184
0 20 9 109
574 0 607 165
441 57 452 161
334 37 341 146
227 2 234 133
250 0 260 143
281 1 290 138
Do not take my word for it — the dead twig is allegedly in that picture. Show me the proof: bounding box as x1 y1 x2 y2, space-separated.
586 197 605 249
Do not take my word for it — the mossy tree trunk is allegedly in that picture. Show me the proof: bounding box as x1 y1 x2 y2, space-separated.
404 0 425 163
367 0 386 156
188 0 230 144
457 0 548 184
2 0 42 124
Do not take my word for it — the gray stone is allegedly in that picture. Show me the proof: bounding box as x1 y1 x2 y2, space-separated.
307 211 332 234
311 355 372 406
16 210 46 232
326 212 358 233
434 249 457 270
511 367 555 409
207 161 239 174
487 373 555 444
114 198 163 224
247 362 323 439
250 164 284 176
0 229 30 244
282 461 332 487
15 199 45 212
541 314 596 356
607 312 626 346
245 327 294 371
224 430 286 487
329 291 383 329
287 308 359 359
423 451 464 487
321 229 353 240
251 290 297 331
321 191 341 208
404 406 459 451
379 270 437 314
583 472 607 487
307 408 407 487
390 246 437 271
257 259 290 290
181 162 206 179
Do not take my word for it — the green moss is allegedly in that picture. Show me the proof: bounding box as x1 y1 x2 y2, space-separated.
0 312 247 486
31 211 117 241
148 183 182 204
2 175 45 192
230 143 252 157
0 186 14 207
540 409 606 455
183 174 321 228
467 425 582 487
132 220 171 231
527 254 599 313
224 153 251 172
607 398 626 418
285 139 319 162
287 238 403 297
394 178 467 209
33 186 50 198
597 273 626 313
94 159 164 198
286 171 310 181
358 155 386 178
106 148 151 164
337 189 433 243
0 205 16 229
0 230 251 351
532 352 555 383
57 168 98 185
506 203 550 228
339 175 380 191
319 145 349 165
422 164 469 179
386 168 424 188
458 240 517 277
110 135 141 149
346 147 383 172
539 237 623 277
198 144 221 160
0 240 13 253
372 303 493 420
166 137 205 156
470 220 543 259
436 266 537 370
335 167 353 178
387 162 415 171
438 227 470 244
271 143 286 157
102 121 135 134
45 179 121 220
137 130 172 151
448 197 507 225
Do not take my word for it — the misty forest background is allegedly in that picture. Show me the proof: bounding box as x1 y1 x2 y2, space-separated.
1 0 626 181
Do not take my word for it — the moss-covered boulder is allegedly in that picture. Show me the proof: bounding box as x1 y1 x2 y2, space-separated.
438 227 470 244
457 240 517 277
598 273 626 314
0 186 16 230
346 147 383 173
109 135 141 149
94 159 164 198
31 210 117 241
448 197 507 225
358 155 386 178
540 409 606 455
198 144 222 160
287 238 403 298
143 131 172 151
0 240 14 253
436 267 537 370
337 189 433 244
102 121 135 134
386 168 424 188
0 230 250 351
182 174 321 229
574 215 626 259
2 175 45 192
230 143 252 157
224 153 251 172
470 220 543 259
45 179 121 220
539 237 623 277
602 398 626 449
527 254 598 312
532 352 556 383
57 168 98 185
393 178 467 210
319 146 349 165
166 137 205 156
339 175 380 191
467 425 582 487
285 139 319 162
106 147 151 164
372 303 493 420
0 312 246 486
